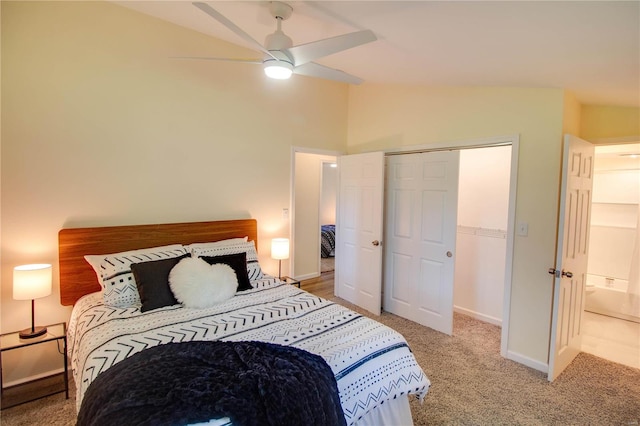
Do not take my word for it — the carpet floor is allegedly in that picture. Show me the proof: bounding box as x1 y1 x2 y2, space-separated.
2 300 639 425
321 256 335 273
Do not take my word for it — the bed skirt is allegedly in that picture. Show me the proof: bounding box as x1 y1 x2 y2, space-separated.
354 395 413 426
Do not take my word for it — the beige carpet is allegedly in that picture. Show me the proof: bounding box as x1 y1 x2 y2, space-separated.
321 256 335 273
2 302 639 425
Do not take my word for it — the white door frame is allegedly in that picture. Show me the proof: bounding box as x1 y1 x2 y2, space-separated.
385 134 519 357
290 147 342 279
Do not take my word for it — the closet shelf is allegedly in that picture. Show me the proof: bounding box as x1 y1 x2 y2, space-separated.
457 225 506 239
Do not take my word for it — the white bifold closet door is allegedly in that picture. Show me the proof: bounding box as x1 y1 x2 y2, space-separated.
335 152 385 316
384 151 460 335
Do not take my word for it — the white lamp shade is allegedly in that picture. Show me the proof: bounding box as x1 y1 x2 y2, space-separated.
264 62 293 80
13 264 53 300
271 238 290 260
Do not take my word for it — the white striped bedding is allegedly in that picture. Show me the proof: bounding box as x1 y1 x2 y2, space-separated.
68 277 430 425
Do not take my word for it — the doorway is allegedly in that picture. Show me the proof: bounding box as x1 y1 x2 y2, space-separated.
454 145 512 326
581 142 640 369
291 149 339 280
320 162 338 274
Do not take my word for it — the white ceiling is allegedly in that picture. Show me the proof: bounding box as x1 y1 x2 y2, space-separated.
115 1 639 107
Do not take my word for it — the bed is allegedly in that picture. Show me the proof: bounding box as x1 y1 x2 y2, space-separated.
321 224 336 258
60 219 429 425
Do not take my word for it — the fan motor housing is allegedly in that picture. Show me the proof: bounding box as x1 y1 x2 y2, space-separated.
265 30 293 51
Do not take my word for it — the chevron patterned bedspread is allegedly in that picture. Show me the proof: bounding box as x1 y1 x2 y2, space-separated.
68 277 430 425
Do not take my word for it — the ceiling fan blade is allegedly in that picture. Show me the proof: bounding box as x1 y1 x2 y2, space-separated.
192 2 278 61
287 29 376 67
170 56 262 64
294 62 364 85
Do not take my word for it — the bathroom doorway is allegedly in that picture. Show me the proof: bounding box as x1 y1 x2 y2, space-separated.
581 142 640 369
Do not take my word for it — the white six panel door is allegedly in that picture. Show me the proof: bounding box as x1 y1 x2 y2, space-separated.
548 135 594 381
384 151 460 335
335 152 385 315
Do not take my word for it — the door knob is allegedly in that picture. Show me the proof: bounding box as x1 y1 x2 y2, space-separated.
446 251 452 257
372 240 380 246
548 268 573 278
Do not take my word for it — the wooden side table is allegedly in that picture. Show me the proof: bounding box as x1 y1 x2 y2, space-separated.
282 276 301 288
0 322 69 409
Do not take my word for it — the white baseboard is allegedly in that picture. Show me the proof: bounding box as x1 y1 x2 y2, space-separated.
2 367 66 389
294 272 320 281
505 350 548 373
454 305 502 326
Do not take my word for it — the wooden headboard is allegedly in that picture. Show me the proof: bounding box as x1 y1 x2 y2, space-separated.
58 219 258 306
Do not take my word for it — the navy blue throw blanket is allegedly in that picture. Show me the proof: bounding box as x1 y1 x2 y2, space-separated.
77 341 346 426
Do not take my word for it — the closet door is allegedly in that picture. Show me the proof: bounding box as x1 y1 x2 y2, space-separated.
384 151 460 335
335 152 385 315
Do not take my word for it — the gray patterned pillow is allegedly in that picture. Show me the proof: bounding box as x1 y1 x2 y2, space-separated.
189 240 264 282
85 244 188 308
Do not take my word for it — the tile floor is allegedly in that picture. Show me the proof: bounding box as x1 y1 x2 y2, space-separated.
581 310 640 369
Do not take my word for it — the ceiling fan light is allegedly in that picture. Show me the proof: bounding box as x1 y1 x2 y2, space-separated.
264 61 293 80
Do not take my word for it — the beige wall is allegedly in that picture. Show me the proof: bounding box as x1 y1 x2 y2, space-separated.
348 84 566 367
563 91 582 136
1 1 348 383
580 105 640 141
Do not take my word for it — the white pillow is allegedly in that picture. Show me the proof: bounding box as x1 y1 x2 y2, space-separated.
184 237 248 252
189 240 264 281
84 244 187 308
168 257 237 309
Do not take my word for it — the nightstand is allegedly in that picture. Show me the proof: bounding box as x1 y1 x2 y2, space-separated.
282 276 301 288
0 322 69 409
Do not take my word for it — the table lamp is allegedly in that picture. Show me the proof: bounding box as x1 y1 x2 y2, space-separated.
271 238 290 280
13 263 52 339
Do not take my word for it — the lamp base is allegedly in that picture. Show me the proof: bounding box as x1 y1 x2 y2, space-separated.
19 326 47 339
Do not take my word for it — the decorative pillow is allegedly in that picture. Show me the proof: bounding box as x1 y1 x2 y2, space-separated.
131 254 190 312
84 244 188 308
200 252 253 292
190 240 264 281
184 237 248 252
168 257 237 309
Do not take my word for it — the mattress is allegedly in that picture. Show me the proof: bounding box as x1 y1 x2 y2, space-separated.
68 276 430 425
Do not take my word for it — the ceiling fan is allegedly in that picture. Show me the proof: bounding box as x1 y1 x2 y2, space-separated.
185 1 377 84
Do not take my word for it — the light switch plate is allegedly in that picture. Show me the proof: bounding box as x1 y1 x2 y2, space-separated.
517 222 528 236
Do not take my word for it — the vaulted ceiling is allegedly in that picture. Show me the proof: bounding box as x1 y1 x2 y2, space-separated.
115 1 639 107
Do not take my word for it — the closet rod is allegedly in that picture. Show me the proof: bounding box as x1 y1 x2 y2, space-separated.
384 141 511 156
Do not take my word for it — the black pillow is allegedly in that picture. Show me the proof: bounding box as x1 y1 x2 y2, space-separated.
131 254 189 312
200 252 253 292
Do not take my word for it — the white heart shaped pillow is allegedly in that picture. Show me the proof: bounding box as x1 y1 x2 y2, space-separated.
169 257 238 309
